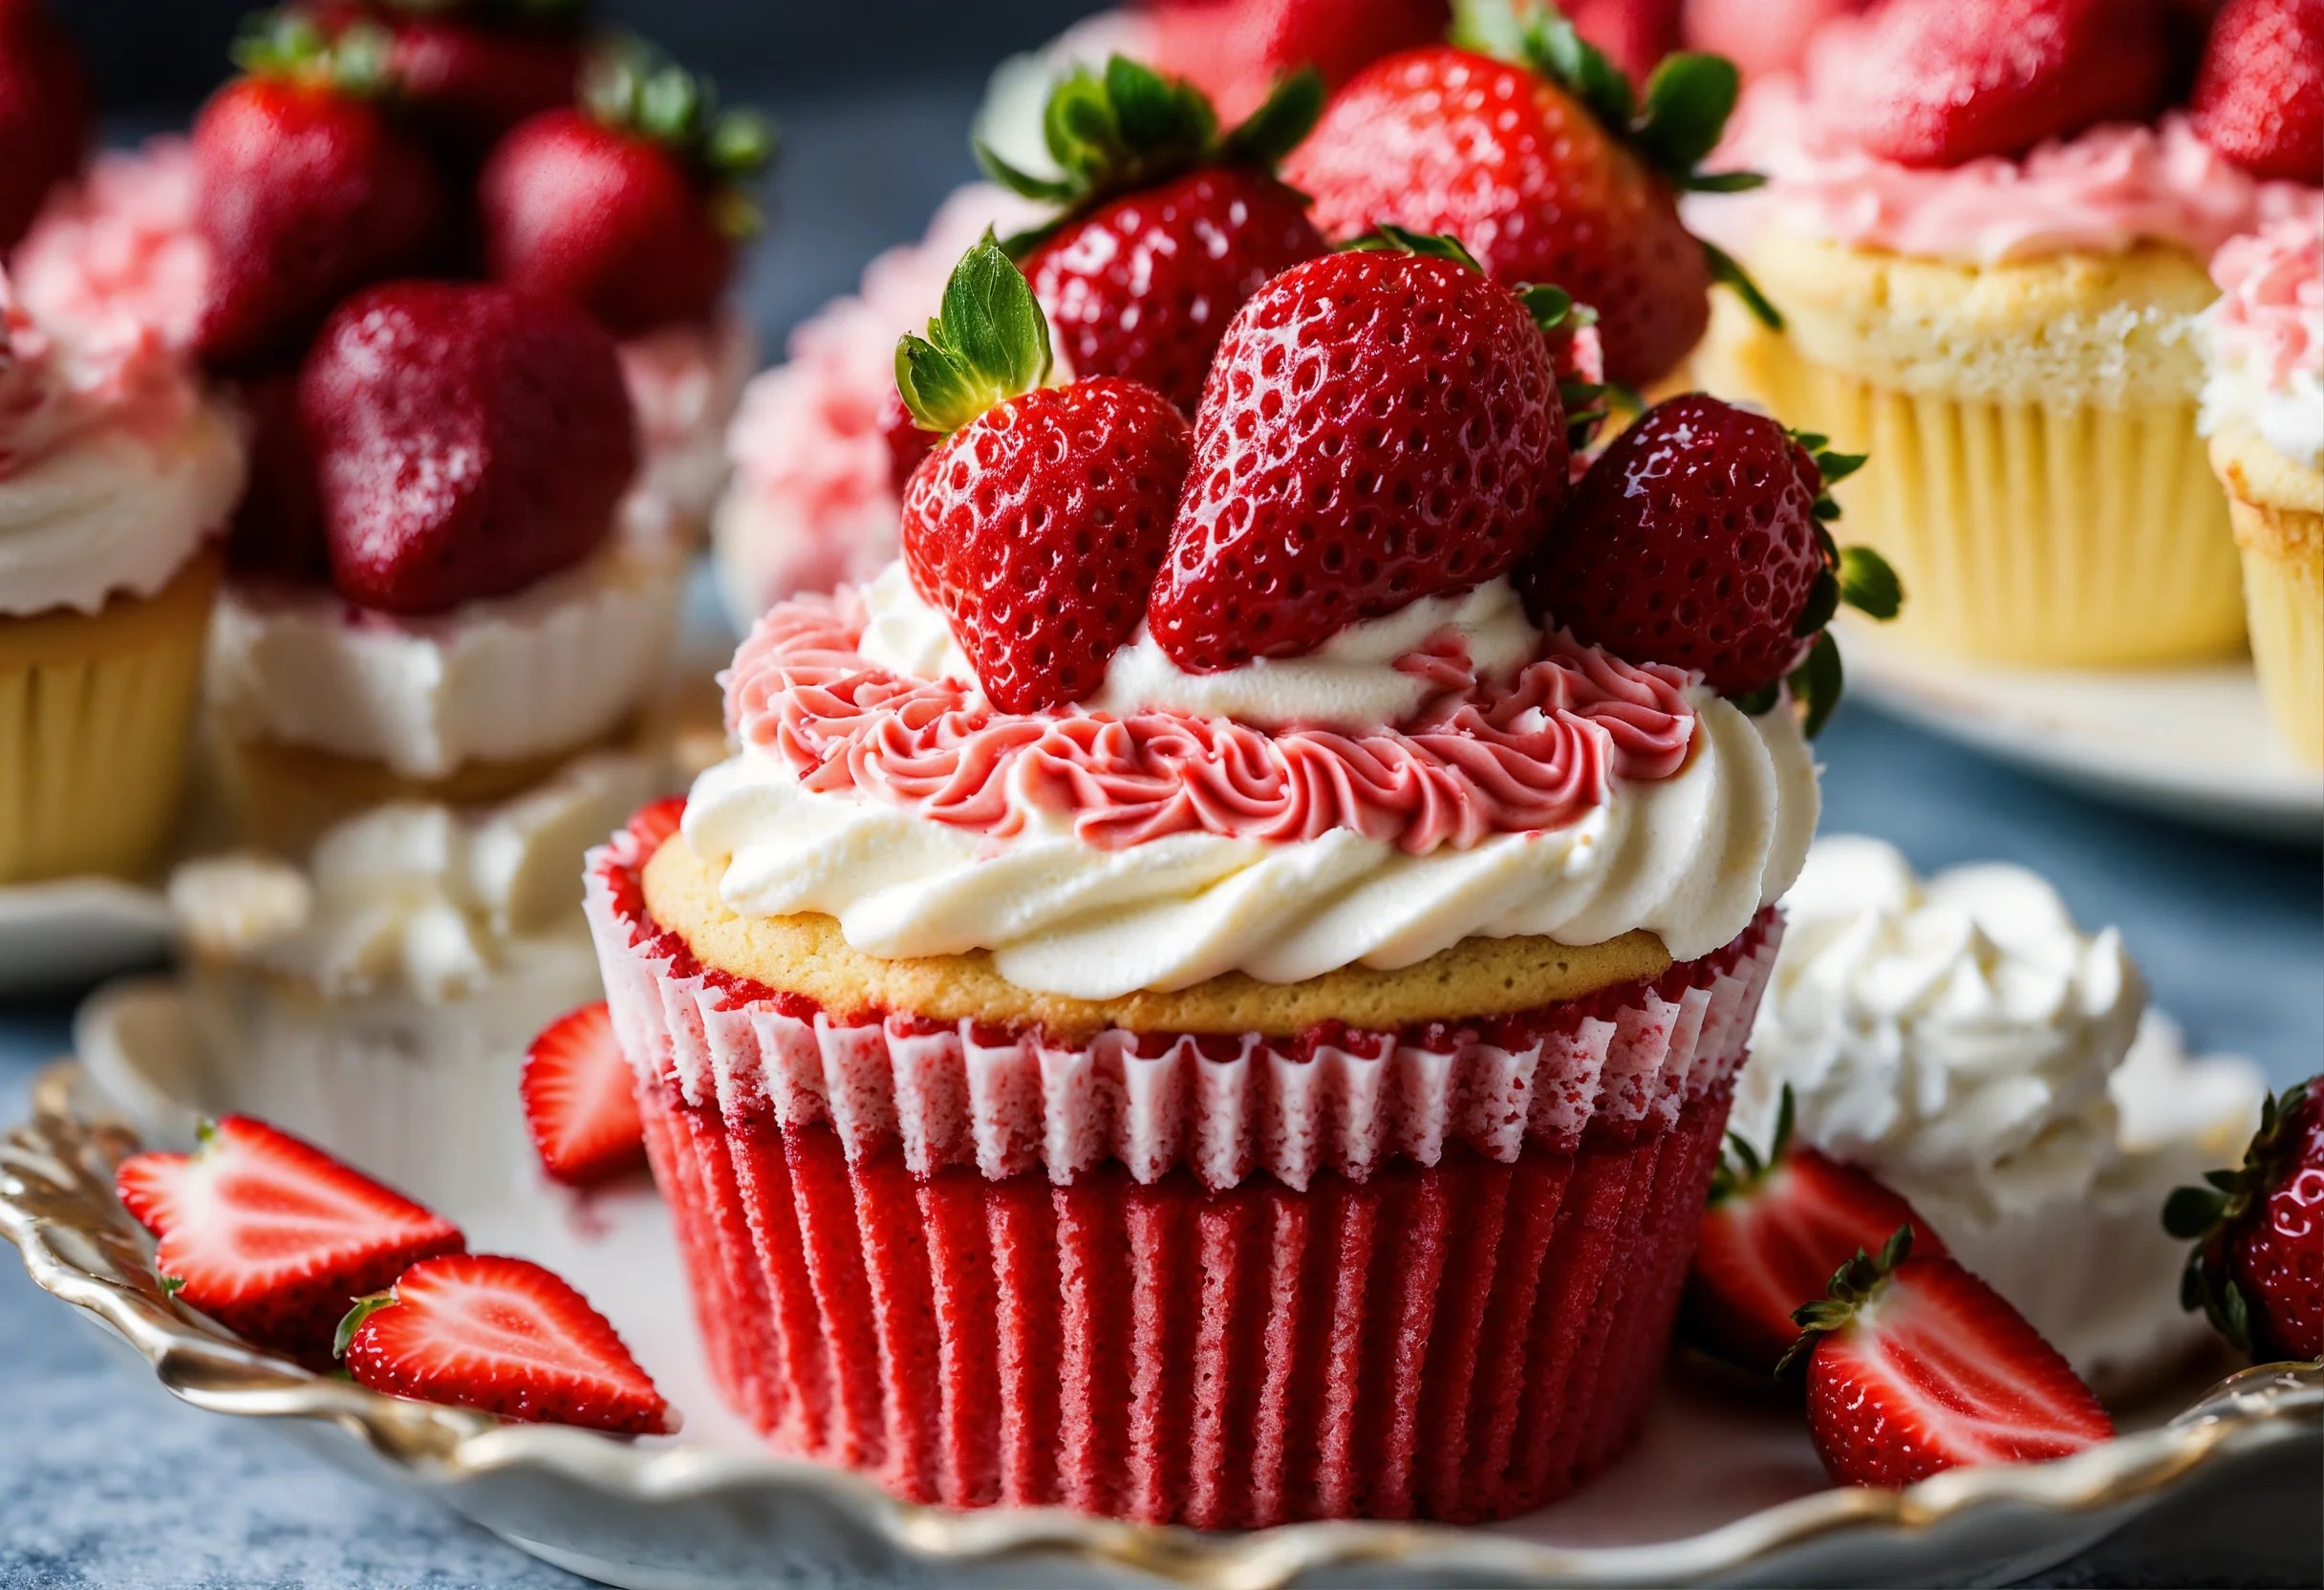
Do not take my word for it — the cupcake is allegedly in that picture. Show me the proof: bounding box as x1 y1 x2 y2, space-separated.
585 233 1894 1522
2201 221 2323 764
168 751 668 1209
0 273 246 883
1733 836 2267 1394
1689 0 2321 666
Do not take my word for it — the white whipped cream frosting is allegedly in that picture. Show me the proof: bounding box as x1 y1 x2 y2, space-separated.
0 398 245 618
169 753 669 1002
857 562 1544 729
207 544 685 780
685 567 1819 999
1735 835 2265 1389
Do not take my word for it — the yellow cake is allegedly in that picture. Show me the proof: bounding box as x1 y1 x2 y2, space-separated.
2211 428 2322 764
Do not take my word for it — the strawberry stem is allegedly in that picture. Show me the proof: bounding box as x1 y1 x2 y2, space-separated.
1775 1223 1917 1380
583 38 777 231
2166 1080 2310 1356
894 231 1056 435
232 9 397 97
334 1290 399 1360
1343 226 1486 273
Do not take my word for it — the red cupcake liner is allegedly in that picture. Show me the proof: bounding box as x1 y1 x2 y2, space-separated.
639 1081 1733 1526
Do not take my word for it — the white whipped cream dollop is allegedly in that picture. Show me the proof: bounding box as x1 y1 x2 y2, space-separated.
1735 835 2265 1389
169 754 668 1002
857 562 1545 729
207 544 684 780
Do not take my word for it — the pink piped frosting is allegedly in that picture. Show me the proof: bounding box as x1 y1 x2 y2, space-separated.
11 138 205 350
2208 221 2324 399
721 591 1699 854
1704 42 2323 268
0 269 198 479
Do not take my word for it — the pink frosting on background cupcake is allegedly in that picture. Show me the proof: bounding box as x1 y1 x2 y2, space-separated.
2208 220 2324 398
10 138 205 349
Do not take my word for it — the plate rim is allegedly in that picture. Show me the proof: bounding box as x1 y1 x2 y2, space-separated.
7 1059 2322 1589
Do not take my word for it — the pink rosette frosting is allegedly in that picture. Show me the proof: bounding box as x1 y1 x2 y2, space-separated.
11 138 205 351
2208 220 2324 399
722 591 1699 854
1701 34 2323 268
0 269 198 479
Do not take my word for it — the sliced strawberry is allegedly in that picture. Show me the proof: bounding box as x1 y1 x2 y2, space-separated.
1151 230 1568 673
1785 1229 2114 1488
522 1001 647 1188
2190 0 2324 183
116 1115 464 1359
1684 1088 1951 1374
338 1253 676 1435
1823 0 2174 169
896 234 1192 715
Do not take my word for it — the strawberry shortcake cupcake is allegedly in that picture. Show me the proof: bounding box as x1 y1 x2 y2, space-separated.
586 236 1894 1522
1689 0 2322 666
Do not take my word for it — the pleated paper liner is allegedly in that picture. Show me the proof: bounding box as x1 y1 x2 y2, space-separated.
2215 446 2324 767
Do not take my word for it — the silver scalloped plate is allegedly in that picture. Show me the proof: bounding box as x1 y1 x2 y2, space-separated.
8 1059 2322 1590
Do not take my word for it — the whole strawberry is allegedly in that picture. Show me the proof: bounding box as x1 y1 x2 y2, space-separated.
1825 0 2174 169
2190 0 2324 183
1518 394 1900 733
0 0 90 251
226 368 331 584
896 234 1193 715
1151 230 1571 673
297 0 588 155
299 280 637 615
479 46 774 338
1150 0 1450 123
192 12 449 370
1283 1 1775 387
979 55 1329 418
2167 1079 2323 1363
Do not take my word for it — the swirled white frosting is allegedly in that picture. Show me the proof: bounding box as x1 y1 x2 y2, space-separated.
857 562 1545 730
206 544 685 780
684 571 1818 998
1734 835 2265 1388
169 754 670 1001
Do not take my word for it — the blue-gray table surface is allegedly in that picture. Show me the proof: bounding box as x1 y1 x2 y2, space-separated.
6 79 2323 1590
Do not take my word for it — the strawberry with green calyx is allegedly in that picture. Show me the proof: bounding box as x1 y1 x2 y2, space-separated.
896 233 1193 715
1519 396 1900 738
478 41 775 338
192 9 450 369
1284 0 1776 387
298 0 591 155
2165 1078 2322 1364
977 54 1330 416
1151 226 1570 673
1780 1226 2114 1488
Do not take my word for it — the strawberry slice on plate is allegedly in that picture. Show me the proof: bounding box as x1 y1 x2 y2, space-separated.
522 1000 648 1188
338 1253 677 1435
1684 1087 1950 1374
115 1115 464 1359
1782 1228 2115 1488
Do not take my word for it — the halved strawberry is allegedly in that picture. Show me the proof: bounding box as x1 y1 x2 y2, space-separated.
1783 1229 2114 1489
1684 1088 1950 1374
522 1001 646 1188
337 1253 676 1435
115 1115 464 1359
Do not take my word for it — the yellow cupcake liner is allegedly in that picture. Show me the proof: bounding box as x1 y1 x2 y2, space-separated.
2219 491 2323 768
1694 305 2244 667
0 552 221 885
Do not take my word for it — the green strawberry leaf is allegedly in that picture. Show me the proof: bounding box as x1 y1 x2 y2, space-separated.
893 230 1055 435
1703 239 1784 332
1838 546 1903 621
1789 630 1844 739
1517 282 1576 333
975 141 1081 204
1344 225 1486 273
584 40 777 186
334 1291 398 1360
1222 68 1327 167
1634 53 1738 177
1793 568 1840 638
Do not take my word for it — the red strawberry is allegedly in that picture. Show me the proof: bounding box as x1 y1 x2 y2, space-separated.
2190 0 2324 183
298 279 637 615
115 1115 464 1360
298 0 586 155
1150 0 1451 122
478 51 774 338
522 1001 647 1188
2167 1079 2323 1363
1152 231 1569 673
191 13 449 370
1824 0 2174 170
626 795 686 853
1282 9 1775 388
1784 1229 2114 1488
986 58 1331 417
877 383 937 493
226 369 331 584
895 234 1192 715
0 0 90 251
1570 0 1686 79
1518 394 1900 732
1684 1088 1951 1374
337 1253 676 1435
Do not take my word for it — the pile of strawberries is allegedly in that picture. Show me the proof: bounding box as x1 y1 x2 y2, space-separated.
880 27 1891 726
0 0 88 251
181 0 772 612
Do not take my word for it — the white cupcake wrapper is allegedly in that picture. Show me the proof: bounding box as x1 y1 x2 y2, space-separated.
586 826 1780 1193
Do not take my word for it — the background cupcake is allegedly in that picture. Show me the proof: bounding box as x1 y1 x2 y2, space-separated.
0 274 245 883
1689 0 2321 667
2201 221 2323 764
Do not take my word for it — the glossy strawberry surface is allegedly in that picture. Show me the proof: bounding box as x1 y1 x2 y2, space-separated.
2191 0 2324 183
